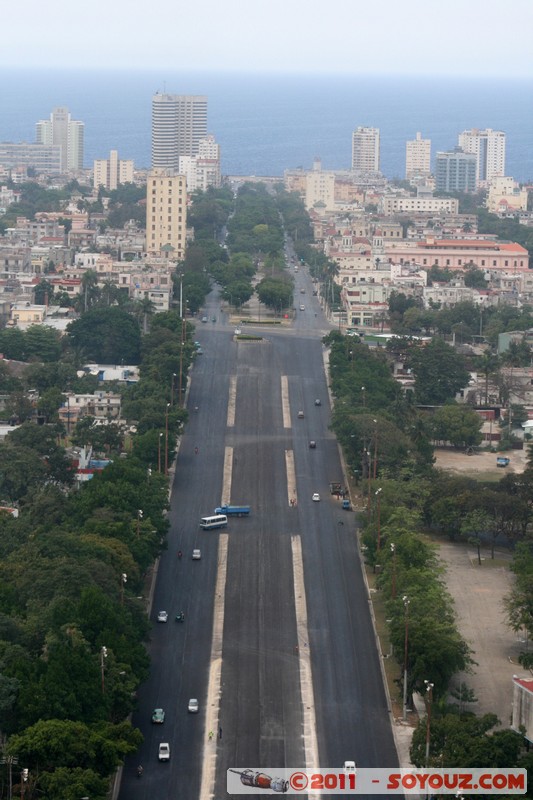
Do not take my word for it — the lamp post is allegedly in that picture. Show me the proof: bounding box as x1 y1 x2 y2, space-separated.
165 402 170 475
179 342 184 406
361 386 366 407
390 542 396 598
100 646 108 694
373 418 378 480
375 488 382 553
158 432 163 472
120 572 127 605
136 510 143 537
402 595 410 721
424 680 434 766
171 372 177 406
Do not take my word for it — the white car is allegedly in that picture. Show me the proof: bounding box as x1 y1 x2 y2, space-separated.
234 327 241 335
312 493 320 502
158 742 170 761
157 610 168 623
192 549 201 560
188 698 199 713
299 304 305 311
344 761 356 774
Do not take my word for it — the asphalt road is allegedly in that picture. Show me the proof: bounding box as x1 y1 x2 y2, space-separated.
119 268 398 800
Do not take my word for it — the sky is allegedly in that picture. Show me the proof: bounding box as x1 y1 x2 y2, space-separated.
4 0 533 77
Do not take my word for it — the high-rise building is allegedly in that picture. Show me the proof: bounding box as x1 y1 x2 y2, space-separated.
405 132 431 179
93 150 135 190
152 93 208 170
146 168 187 259
435 148 477 193
178 135 221 192
351 127 380 172
458 128 505 185
35 107 84 171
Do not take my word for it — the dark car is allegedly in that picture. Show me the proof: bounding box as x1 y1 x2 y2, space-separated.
309 440 316 449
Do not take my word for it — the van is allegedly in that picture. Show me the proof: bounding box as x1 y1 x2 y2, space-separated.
199 514 228 530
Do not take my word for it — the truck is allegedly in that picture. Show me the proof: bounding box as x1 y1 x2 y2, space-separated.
214 505 251 517
329 482 347 497
496 457 511 468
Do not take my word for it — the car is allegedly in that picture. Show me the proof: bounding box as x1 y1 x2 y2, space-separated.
314 399 321 406
157 610 168 623
201 316 208 323
194 341 201 348
158 742 170 761
152 708 165 724
344 761 357 774
188 698 199 713
234 327 241 335
300 288 305 294
299 304 305 311
297 410 304 419
192 549 201 560
196 347 204 355
312 493 320 502
309 440 316 449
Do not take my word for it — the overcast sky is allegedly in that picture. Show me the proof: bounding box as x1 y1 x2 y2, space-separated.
4 0 532 77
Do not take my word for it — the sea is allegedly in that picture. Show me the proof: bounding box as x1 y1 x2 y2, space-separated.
1 69 532 182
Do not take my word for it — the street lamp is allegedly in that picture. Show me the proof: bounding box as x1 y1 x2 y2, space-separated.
165 402 170 475
170 372 177 406
361 386 366 407
120 572 127 605
100 646 108 693
136 509 143 538
375 488 382 553
390 542 396 599
424 679 434 766
158 432 163 472
402 595 410 721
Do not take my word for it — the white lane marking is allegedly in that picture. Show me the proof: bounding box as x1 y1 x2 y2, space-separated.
227 375 237 428
221 446 233 507
281 375 291 428
292 535 322 798
199 533 228 800
285 449 297 508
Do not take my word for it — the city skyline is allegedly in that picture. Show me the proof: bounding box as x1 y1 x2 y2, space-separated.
3 0 532 78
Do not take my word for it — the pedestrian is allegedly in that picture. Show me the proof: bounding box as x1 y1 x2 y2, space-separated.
219 726 223 739
208 730 214 740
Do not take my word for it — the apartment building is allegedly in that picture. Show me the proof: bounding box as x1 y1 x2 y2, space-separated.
486 176 528 214
178 135 221 191
93 150 134 190
152 93 208 169
435 148 477 193
405 132 431 179
145 169 187 258
458 128 505 184
380 195 459 216
351 127 380 172
36 107 84 171
0 143 62 174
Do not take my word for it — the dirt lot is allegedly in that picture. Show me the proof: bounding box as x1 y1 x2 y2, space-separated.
434 447 528 478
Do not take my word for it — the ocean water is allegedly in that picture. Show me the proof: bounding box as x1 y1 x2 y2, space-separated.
1 69 532 181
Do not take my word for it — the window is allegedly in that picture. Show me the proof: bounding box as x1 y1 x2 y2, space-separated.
505 260 508 266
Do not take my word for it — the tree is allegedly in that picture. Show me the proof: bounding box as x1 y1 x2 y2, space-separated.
66 307 141 364
428 404 483 449
409 339 470 404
